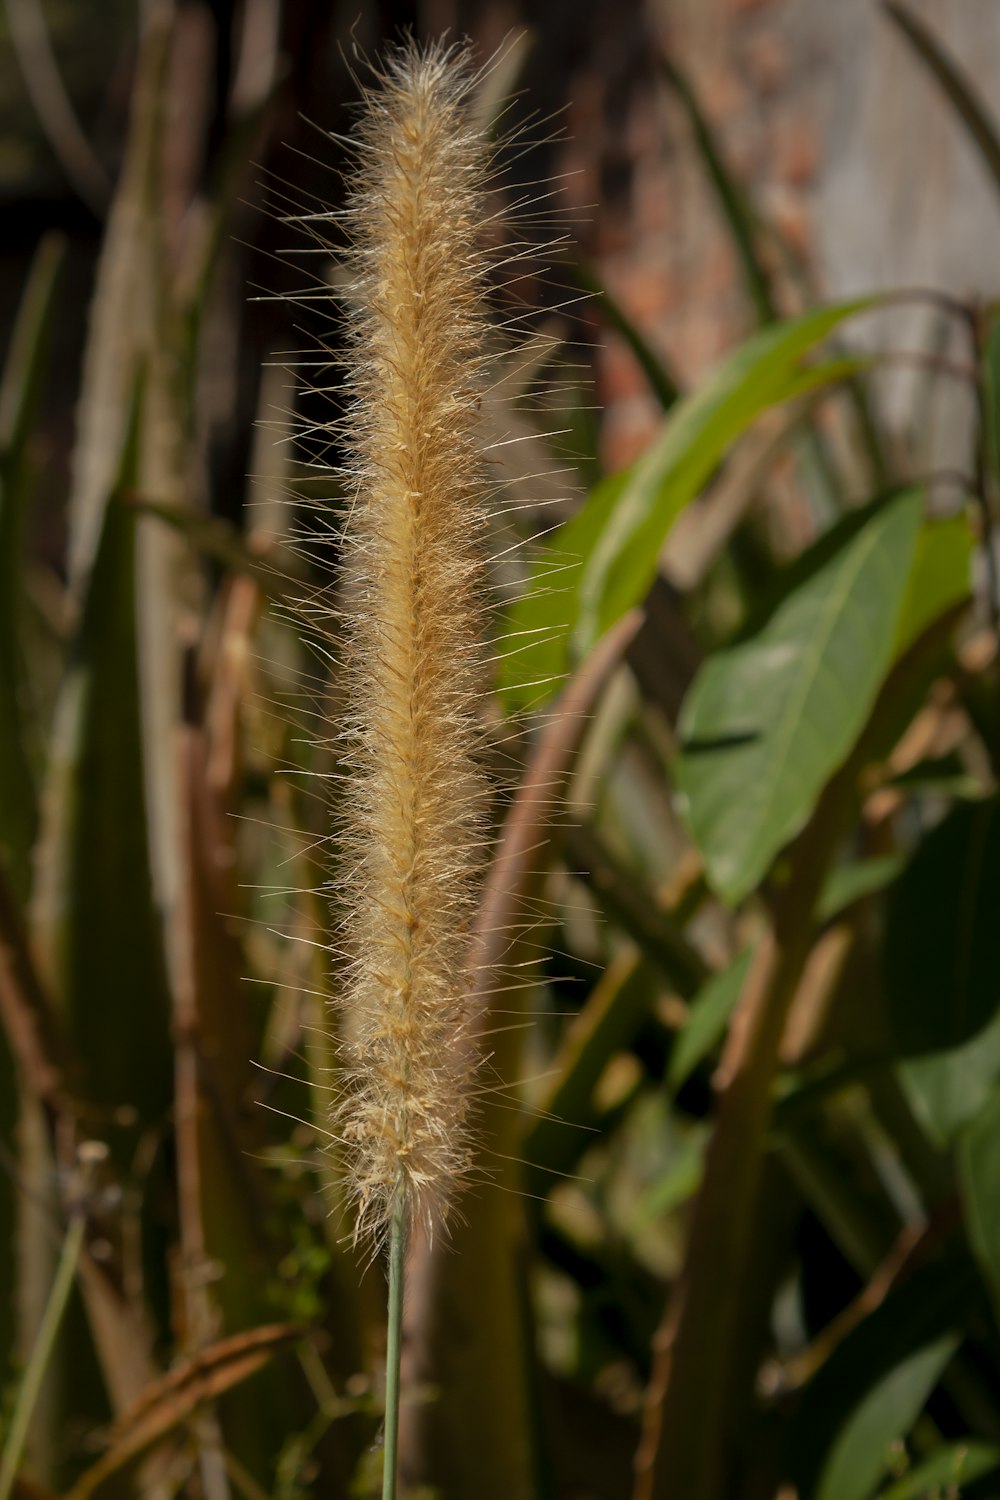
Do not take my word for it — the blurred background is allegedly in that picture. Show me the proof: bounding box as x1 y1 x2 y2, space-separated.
3 3 1000 1499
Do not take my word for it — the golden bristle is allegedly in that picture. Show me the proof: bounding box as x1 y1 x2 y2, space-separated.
332 41 493 1245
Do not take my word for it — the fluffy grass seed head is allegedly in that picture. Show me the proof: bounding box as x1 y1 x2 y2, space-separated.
328 40 499 1249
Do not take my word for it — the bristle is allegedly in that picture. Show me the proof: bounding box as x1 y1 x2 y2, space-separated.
331 41 493 1245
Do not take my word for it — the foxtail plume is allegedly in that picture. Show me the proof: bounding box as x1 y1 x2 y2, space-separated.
332 40 495 1245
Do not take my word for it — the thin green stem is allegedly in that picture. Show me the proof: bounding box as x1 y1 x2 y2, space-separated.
382 1193 407 1500
0 1211 85 1500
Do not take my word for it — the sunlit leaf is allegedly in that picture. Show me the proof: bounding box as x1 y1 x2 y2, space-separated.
500 301 873 710
892 511 973 657
677 490 922 905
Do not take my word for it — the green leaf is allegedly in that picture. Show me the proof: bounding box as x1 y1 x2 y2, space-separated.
814 1337 959 1500
573 347 864 658
677 490 923 905
892 511 974 657
30 385 172 1128
634 1123 709 1222
879 1442 1000 1500
901 1008 1000 1146
500 301 873 710
792 1260 973 1500
886 798 1000 1056
667 946 754 1092
959 1089 1000 1323
905 1008 1000 1146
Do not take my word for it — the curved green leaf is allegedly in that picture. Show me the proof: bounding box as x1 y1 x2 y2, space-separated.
879 1441 1000 1500
500 301 873 710
677 490 923 905
792 1260 973 1500
814 1336 959 1500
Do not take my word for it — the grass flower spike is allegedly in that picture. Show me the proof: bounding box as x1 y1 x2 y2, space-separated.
334 40 493 1254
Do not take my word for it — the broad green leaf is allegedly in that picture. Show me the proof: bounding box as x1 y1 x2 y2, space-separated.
677 490 923 905
901 1008 1000 1145
959 1089 1000 1322
886 798 1000 1056
879 1442 1000 1500
667 946 754 1092
892 511 974 657
500 301 872 710
814 1337 958 1500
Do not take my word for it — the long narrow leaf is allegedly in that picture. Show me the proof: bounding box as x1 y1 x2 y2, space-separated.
660 53 775 324
885 2 1000 198
0 235 65 897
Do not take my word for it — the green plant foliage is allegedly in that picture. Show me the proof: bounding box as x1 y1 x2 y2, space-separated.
817 855 905 923
892 511 974 657
30 391 172 1124
666 945 753 1092
886 798 1000 1055
878 1441 1000 1500
792 1263 975 1500
4 11 1000 1500
500 302 870 710
812 1336 960 1500
677 490 923 905
959 1089 1000 1322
